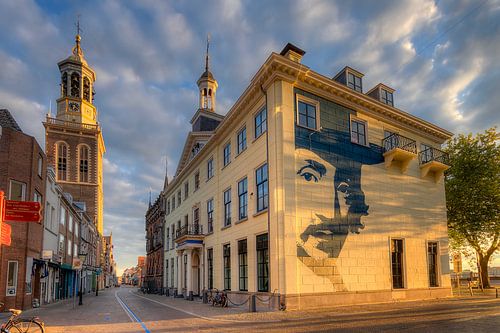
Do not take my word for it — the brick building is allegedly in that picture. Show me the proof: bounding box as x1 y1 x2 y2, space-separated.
0 109 46 309
145 195 164 293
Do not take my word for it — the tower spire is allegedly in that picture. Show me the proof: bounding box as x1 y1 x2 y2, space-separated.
163 155 169 191
205 34 210 72
72 15 84 58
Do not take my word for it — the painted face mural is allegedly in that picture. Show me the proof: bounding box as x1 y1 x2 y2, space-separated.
295 92 384 266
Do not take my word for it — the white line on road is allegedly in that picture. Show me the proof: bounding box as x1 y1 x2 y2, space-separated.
115 291 152 332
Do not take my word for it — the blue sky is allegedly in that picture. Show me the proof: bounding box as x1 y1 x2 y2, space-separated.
0 0 499 274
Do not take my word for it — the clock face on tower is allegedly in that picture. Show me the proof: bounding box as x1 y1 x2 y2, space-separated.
69 102 80 113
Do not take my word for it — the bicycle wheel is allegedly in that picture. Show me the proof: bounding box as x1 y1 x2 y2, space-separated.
8 319 44 333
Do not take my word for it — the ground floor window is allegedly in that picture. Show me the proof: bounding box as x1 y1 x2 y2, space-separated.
428 242 439 287
256 234 269 292
6 261 18 296
391 239 404 289
207 248 213 290
223 244 231 291
170 258 174 287
238 239 248 291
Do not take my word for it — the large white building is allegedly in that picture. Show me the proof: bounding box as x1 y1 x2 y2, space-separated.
162 43 452 309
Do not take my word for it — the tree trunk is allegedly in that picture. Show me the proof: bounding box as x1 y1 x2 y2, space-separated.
478 254 491 289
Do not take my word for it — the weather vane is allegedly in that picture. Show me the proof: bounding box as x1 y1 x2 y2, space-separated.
75 14 83 36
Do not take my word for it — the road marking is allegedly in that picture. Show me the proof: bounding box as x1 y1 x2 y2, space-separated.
115 291 151 333
129 290 280 323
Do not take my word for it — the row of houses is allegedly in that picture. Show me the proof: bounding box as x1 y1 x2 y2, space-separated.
0 31 117 310
121 256 145 287
145 42 453 309
0 109 114 309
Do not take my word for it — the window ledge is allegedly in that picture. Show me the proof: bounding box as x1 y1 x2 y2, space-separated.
235 217 248 225
253 209 268 218
205 231 214 236
235 147 247 159
221 224 232 231
206 176 214 183
350 140 370 148
221 162 231 171
252 132 266 143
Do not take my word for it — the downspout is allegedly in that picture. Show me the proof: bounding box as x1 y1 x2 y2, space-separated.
260 84 275 302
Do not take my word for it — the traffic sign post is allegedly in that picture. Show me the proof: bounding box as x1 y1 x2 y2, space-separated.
0 191 43 246
4 200 42 223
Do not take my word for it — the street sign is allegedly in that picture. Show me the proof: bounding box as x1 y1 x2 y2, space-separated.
1 222 11 246
4 200 42 223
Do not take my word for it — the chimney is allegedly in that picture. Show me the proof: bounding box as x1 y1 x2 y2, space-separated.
280 43 306 63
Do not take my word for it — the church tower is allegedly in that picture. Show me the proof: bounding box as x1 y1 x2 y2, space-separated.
44 29 106 234
190 37 223 134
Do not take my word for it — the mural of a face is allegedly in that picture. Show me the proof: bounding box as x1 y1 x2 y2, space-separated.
296 127 384 259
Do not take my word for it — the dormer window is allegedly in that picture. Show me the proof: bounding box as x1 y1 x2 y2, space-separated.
333 66 364 93
367 83 396 107
381 89 393 107
347 72 362 92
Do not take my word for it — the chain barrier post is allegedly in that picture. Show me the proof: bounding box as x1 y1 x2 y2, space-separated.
203 289 208 303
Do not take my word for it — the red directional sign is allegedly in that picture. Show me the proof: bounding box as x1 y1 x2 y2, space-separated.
4 200 42 223
1 222 11 246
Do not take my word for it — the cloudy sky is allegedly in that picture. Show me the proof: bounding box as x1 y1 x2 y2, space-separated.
1 0 499 274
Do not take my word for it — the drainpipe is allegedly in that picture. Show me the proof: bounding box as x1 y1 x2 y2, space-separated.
260 84 274 300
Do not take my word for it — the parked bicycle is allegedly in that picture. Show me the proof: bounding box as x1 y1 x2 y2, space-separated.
0 302 45 332
208 289 228 307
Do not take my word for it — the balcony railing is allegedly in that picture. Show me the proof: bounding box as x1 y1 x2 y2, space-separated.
175 224 203 240
45 116 99 131
419 147 449 165
382 133 417 154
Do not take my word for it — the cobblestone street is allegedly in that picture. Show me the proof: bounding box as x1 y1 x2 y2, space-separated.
2 286 498 332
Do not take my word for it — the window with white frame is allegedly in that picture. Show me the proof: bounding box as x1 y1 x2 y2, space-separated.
33 190 42 203
207 157 214 180
237 127 247 154
347 72 362 92
69 215 73 232
60 207 66 226
68 239 72 256
9 180 26 201
6 261 18 296
194 171 200 190
207 198 214 233
223 142 231 166
74 243 78 258
223 188 231 227
184 182 189 199
59 235 65 256
381 89 393 106
254 107 267 138
350 118 367 146
37 155 43 177
238 178 248 220
256 164 268 212
297 98 319 130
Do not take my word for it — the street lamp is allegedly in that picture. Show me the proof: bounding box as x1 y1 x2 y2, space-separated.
78 253 87 306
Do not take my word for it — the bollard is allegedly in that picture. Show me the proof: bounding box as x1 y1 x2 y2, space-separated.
249 294 257 313
203 290 208 304
496 288 498 299
189 291 193 301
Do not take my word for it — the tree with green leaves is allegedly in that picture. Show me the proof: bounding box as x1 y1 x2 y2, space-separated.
445 127 500 288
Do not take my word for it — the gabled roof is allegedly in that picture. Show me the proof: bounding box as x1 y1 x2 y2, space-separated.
0 109 22 132
175 131 214 176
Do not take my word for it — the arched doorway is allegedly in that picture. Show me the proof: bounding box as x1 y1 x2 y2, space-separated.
192 252 200 296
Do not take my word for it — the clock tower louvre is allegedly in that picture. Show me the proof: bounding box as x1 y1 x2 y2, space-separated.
44 31 105 235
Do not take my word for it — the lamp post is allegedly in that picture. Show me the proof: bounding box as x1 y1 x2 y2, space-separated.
78 253 87 306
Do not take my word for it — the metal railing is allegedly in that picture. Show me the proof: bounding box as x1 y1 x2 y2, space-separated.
175 224 203 239
382 133 417 154
45 116 99 131
419 147 449 165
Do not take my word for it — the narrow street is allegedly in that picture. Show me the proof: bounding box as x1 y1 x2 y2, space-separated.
4 286 498 332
